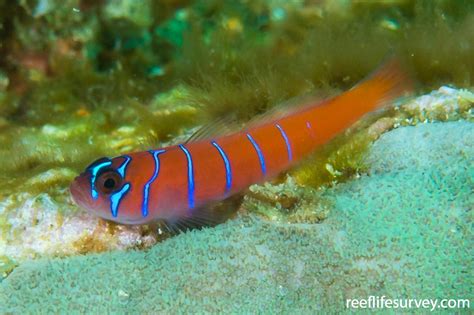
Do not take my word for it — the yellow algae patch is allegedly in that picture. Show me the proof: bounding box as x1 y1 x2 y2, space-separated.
223 17 243 33
243 176 332 224
0 255 17 279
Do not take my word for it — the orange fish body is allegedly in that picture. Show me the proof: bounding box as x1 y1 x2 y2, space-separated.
70 60 410 227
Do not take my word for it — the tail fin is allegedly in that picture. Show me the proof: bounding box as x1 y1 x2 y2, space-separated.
351 57 414 110
308 58 413 143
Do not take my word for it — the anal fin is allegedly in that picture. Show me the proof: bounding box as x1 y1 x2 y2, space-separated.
164 194 243 234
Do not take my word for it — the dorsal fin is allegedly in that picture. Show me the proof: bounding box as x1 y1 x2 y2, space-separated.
185 89 334 143
185 115 241 143
244 90 335 129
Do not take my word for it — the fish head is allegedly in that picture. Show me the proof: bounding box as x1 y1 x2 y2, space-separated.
70 155 135 223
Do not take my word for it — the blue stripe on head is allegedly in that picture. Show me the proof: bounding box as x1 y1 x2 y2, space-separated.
178 144 195 209
116 155 131 178
110 183 130 217
211 141 232 193
275 124 293 162
89 160 112 200
246 133 266 176
142 149 166 217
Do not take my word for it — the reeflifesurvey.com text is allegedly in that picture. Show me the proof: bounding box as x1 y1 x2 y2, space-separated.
346 296 470 312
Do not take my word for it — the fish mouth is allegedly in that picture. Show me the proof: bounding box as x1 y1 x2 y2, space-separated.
69 177 90 208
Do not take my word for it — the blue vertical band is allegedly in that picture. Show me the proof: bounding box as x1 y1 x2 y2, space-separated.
275 124 293 162
246 133 266 176
179 144 195 209
142 150 166 217
116 155 131 178
211 141 232 193
110 183 130 217
89 160 112 200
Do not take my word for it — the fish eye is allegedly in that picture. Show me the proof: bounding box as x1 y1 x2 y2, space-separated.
96 170 122 194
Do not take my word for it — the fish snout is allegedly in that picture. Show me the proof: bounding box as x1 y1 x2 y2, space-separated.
69 175 90 207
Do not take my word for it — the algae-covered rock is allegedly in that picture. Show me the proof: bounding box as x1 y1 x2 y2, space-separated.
399 86 474 123
1 121 471 313
244 176 332 223
103 0 153 28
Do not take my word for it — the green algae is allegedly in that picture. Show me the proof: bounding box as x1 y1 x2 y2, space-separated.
0 1 472 143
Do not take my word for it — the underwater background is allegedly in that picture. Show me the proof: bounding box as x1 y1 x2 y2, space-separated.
0 0 472 313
